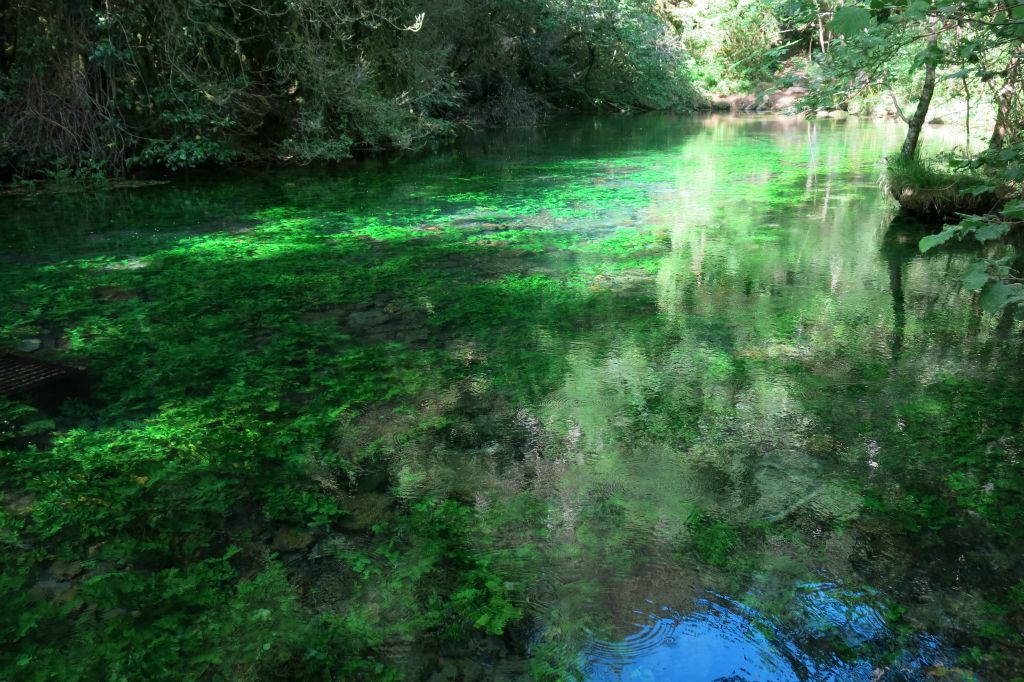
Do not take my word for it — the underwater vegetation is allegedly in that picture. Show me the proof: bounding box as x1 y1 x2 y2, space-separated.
1 115 1023 680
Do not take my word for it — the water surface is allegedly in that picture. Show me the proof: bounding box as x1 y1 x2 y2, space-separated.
2 115 1020 680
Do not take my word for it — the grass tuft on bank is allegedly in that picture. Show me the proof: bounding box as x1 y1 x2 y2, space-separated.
883 154 1002 220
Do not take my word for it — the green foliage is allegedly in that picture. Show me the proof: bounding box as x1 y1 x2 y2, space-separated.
0 140 696 676
3 551 392 680
795 0 1024 135
0 0 699 177
829 6 874 36
393 500 523 637
690 516 741 566
888 154 986 193
675 0 787 92
912 145 1023 312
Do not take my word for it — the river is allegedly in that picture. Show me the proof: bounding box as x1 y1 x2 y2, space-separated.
1 115 1020 680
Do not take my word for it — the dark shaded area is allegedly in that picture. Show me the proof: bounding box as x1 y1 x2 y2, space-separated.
0 351 87 405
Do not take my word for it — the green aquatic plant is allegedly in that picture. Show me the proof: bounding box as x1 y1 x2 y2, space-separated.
1 116 1024 680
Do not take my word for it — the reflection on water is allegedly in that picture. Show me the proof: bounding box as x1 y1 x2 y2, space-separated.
2 114 1019 679
588 598 808 682
586 587 953 681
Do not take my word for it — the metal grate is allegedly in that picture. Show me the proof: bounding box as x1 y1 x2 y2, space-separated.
0 352 82 396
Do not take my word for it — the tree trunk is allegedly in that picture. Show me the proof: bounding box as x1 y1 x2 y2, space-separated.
989 47 1021 149
0 0 10 76
900 15 938 158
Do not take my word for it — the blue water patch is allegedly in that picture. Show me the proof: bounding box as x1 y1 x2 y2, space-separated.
583 586 954 681
586 600 807 681
797 582 887 648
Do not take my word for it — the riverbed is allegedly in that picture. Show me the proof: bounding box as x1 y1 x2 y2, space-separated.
1 115 1019 680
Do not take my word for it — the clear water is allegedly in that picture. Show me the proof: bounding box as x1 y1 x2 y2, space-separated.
2 115 1020 680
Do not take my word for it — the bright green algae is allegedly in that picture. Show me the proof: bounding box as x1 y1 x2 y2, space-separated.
1 115 1022 680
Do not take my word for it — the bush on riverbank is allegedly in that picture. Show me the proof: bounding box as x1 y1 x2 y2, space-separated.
0 1 700 180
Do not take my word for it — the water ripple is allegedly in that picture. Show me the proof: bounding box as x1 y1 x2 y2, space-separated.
581 588 954 682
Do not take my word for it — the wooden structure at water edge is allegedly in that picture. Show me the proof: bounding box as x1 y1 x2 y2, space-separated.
0 351 87 403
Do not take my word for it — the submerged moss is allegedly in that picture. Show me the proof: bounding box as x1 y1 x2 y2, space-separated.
0 115 1022 680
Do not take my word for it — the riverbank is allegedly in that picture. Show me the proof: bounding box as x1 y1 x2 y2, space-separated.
0 2 701 185
707 86 995 132
883 153 1003 219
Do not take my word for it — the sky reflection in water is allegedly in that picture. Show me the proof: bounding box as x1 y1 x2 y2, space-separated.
586 587 952 681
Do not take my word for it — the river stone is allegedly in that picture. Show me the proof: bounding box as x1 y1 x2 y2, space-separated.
338 493 394 532
31 579 77 603
270 527 316 552
459 660 485 680
300 306 347 324
754 448 860 523
93 286 140 302
103 258 147 271
402 327 430 343
50 560 84 581
4 492 35 515
100 607 131 621
346 310 390 330
435 659 460 680
15 338 41 352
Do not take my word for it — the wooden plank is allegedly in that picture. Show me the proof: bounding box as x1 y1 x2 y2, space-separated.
0 352 85 397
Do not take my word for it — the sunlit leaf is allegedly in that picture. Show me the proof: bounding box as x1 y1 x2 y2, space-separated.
975 223 1011 242
962 184 995 196
980 281 1023 313
919 229 957 253
1002 200 1024 220
905 0 932 19
962 261 990 291
829 6 874 35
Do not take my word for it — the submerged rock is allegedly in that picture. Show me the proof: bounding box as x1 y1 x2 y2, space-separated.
93 286 141 302
4 492 35 515
338 493 394 532
15 338 41 352
31 579 77 603
346 310 391 330
270 527 316 552
102 258 147 271
49 560 84 581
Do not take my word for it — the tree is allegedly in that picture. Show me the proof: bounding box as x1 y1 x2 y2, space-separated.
900 12 939 158
989 45 1021 149
0 0 700 178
